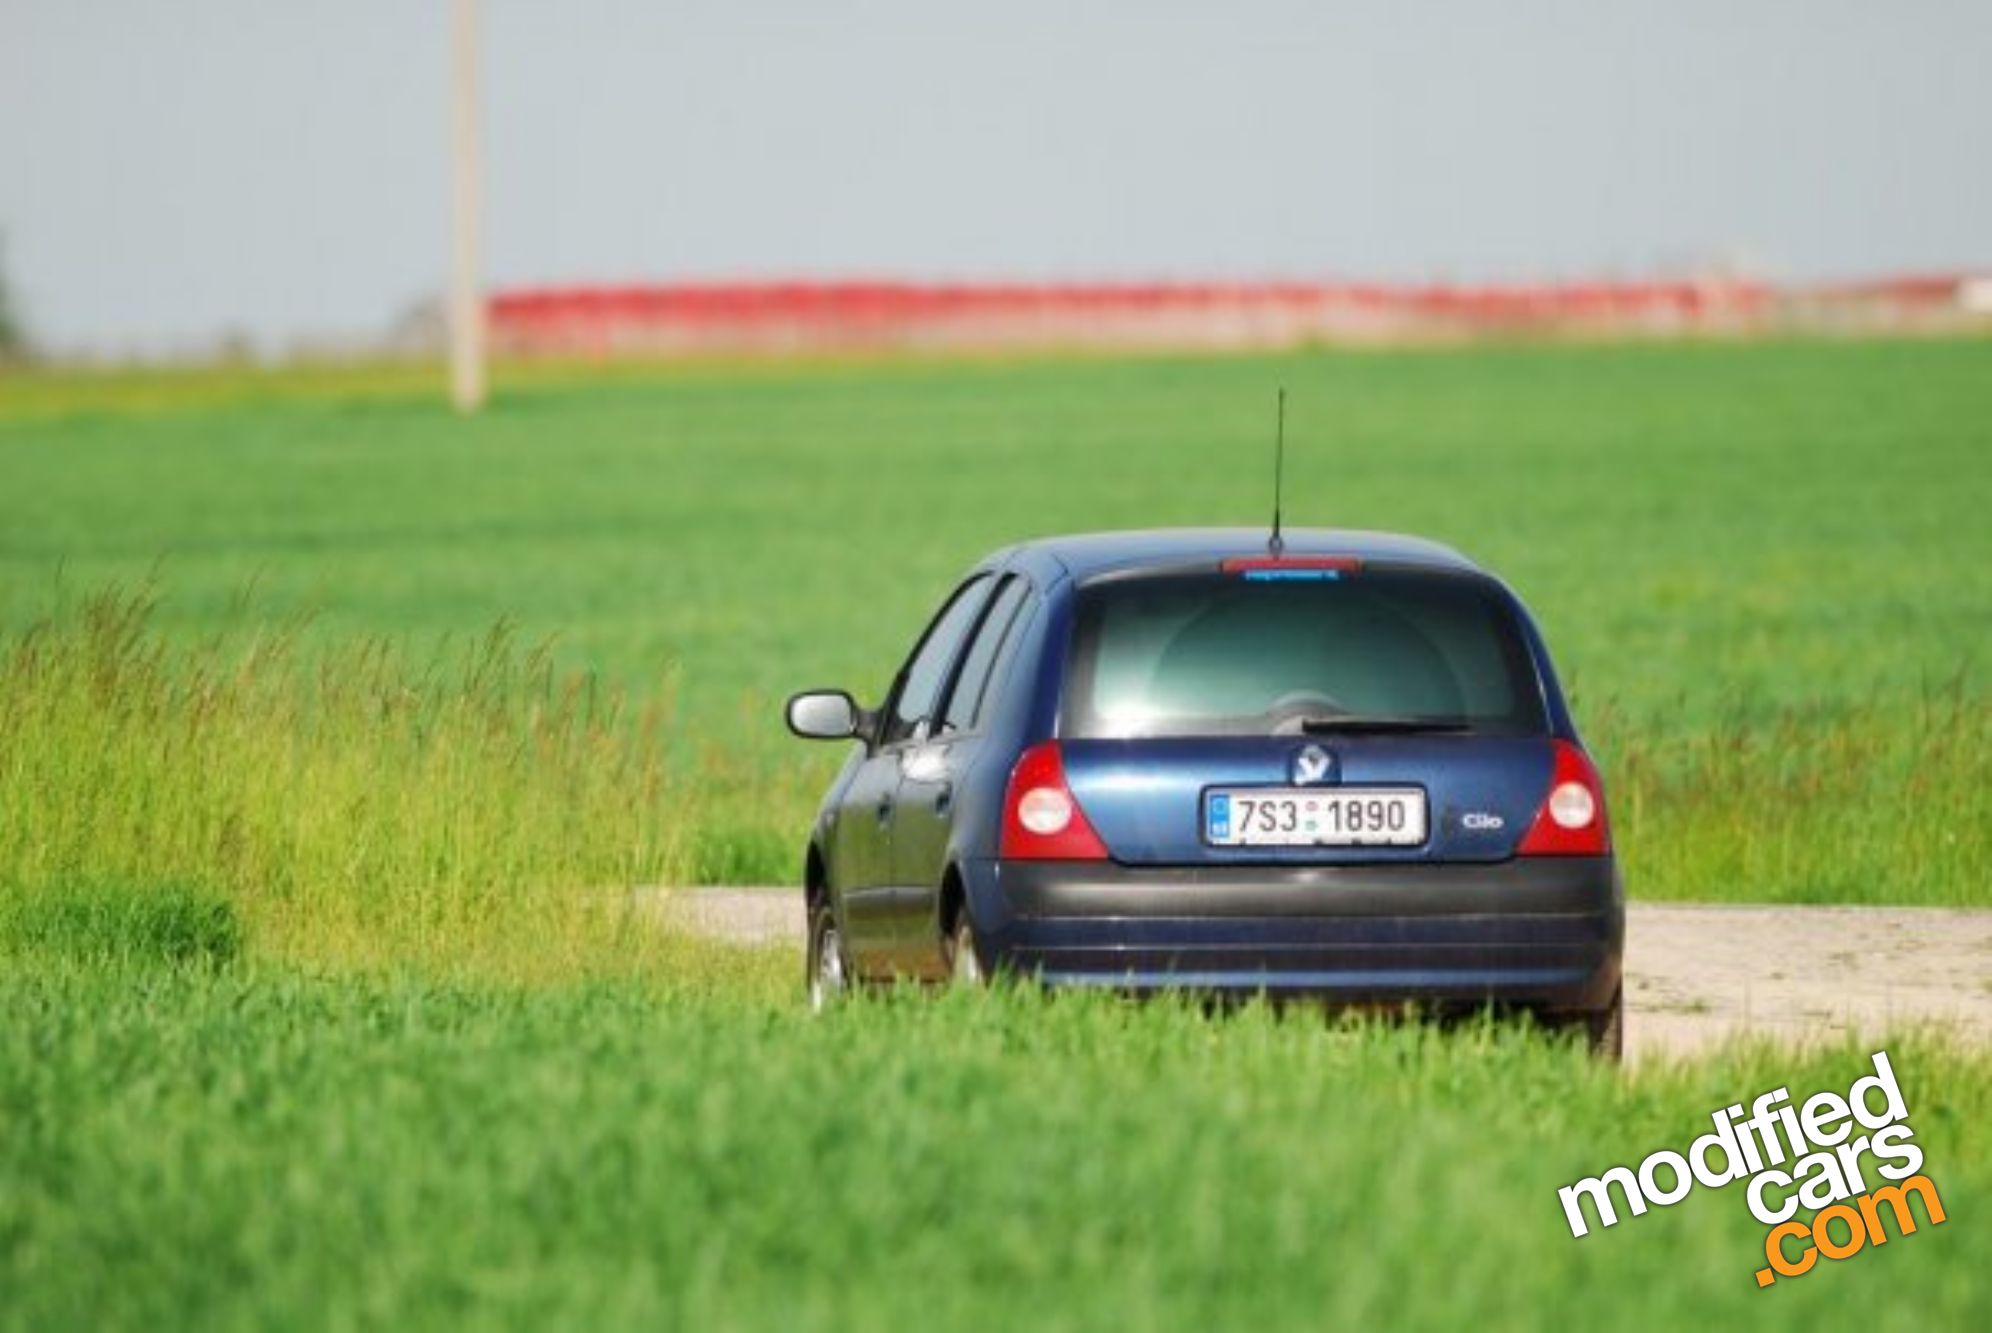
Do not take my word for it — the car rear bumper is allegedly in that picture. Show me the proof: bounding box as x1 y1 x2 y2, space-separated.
963 856 1622 1012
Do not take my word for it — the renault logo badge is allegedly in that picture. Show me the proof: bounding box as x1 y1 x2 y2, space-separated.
1291 744 1336 785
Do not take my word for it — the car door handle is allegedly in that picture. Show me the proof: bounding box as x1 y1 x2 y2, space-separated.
932 783 953 815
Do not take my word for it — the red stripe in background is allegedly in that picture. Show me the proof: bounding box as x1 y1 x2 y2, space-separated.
482 274 1971 350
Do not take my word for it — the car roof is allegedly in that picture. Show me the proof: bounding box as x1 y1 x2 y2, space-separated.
988 527 1480 582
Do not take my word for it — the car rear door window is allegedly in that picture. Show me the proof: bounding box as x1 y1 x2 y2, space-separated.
882 575 993 745
1064 568 1546 738
939 576 1030 735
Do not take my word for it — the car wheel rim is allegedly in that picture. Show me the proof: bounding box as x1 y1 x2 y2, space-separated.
811 921 845 1012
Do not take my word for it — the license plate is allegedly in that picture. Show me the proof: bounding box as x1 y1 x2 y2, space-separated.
1204 788 1427 847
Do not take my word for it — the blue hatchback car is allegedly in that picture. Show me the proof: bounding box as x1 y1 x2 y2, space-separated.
785 528 1623 1053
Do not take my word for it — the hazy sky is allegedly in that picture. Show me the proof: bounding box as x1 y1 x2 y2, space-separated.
4 0 1988 350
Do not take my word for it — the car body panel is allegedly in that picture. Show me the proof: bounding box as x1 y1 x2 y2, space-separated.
887 736 974 969
1057 736 1552 865
827 750 900 955
958 856 1622 1011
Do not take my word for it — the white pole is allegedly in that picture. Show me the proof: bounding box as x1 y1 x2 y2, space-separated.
448 0 486 412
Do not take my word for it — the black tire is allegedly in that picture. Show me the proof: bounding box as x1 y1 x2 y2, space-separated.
1585 984 1624 1063
806 899 848 1013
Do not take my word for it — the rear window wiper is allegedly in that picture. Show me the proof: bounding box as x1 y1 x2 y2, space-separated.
1297 715 1475 735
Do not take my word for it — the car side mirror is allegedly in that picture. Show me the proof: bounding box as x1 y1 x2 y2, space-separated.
785 689 862 740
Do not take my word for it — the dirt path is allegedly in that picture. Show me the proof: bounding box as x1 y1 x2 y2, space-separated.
1626 904 1990 1059
651 890 1992 1060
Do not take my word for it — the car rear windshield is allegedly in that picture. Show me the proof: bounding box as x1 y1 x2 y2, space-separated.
1063 567 1548 738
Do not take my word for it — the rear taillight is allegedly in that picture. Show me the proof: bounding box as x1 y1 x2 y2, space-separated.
1000 742 1109 861
1517 740 1612 856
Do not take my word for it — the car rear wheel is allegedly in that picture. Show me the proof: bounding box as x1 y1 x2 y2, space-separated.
1585 984 1624 1063
945 913 984 987
807 900 847 1013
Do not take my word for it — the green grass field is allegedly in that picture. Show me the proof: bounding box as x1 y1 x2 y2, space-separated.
2 339 1987 904
6 341 1987 719
3 952 1987 1331
1 340 1988 1328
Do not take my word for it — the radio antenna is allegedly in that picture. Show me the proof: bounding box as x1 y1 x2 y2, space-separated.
1268 386 1286 556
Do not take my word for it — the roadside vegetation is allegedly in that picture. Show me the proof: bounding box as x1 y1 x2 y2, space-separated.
0 590 816 975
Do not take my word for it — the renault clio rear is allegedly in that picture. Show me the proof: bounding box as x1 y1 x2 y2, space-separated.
785 529 1623 1054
